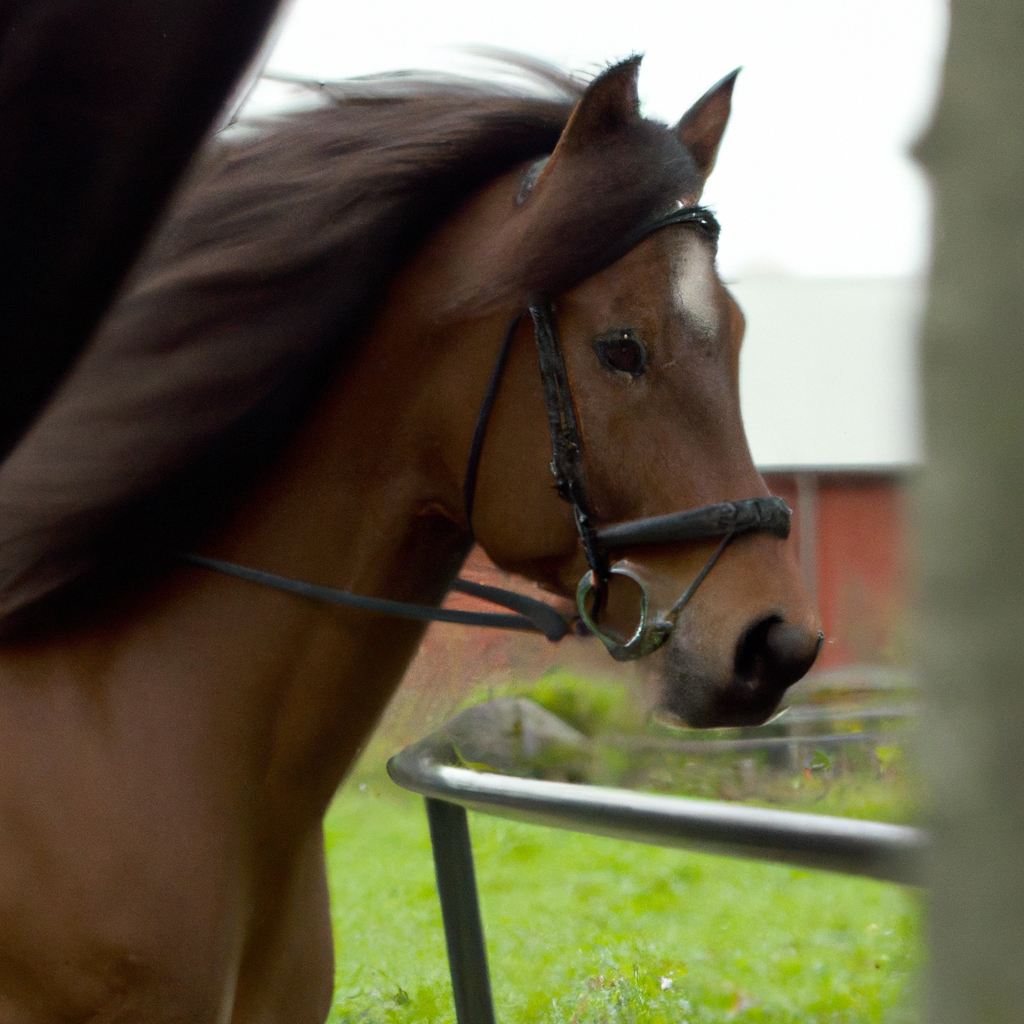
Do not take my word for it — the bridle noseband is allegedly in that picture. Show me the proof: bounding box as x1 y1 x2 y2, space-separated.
184 204 790 661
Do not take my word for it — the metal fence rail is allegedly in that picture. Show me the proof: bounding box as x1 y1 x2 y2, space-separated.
387 731 927 1024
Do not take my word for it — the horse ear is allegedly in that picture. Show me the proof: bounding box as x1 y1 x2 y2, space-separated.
675 69 739 182
531 58 642 189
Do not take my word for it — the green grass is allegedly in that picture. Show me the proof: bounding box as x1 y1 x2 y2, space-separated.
324 785 922 1024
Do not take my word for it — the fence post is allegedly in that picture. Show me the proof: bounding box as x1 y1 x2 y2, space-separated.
425 798 497 1024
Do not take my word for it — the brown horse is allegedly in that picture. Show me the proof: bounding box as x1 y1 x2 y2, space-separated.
0 58 820 1022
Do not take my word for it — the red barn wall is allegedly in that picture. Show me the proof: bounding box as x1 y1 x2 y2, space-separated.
763 471 910 672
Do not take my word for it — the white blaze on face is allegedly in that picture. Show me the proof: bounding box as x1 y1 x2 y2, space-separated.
670 233 720 343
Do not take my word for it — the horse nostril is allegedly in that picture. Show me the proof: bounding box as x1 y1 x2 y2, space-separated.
735 617 822 693
766 622 823 672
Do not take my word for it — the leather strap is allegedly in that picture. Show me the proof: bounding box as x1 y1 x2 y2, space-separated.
463 314 522 531
181 553 571 640
606 204 720 270
596 497 790 549
529 301 609 582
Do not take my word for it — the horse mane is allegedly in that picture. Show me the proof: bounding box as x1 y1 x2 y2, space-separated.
0 58 700 633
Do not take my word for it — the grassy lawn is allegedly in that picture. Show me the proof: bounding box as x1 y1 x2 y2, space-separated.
324 785 921 1024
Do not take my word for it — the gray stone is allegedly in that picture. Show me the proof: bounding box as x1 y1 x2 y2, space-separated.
441 697 590 779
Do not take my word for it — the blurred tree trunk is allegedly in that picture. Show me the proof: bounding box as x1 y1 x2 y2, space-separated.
916 3 1024 1021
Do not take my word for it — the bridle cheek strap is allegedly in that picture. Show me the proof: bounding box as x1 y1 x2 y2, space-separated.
529 302 608 582
462 314 521 529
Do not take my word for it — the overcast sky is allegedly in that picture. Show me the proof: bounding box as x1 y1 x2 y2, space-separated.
256 0 949 281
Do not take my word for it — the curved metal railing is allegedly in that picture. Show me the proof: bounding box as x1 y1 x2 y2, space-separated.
387 727 927 1024
388 734 924 884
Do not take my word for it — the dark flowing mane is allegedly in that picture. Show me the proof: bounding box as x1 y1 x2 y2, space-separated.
0 59 700 631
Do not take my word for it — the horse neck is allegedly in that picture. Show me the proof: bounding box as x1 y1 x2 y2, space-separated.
177 294 496 757
3 289 501 822
212 314 478 614
197 290 519 794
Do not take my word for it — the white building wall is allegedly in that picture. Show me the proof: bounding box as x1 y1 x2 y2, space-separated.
732 277 924 470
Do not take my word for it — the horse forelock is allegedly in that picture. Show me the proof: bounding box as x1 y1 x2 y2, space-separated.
0 58 704 633
441 119 701 318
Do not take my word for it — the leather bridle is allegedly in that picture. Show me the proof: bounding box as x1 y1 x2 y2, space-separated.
184 204 791 661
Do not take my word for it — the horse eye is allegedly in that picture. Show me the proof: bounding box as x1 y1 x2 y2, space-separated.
594 330 647 377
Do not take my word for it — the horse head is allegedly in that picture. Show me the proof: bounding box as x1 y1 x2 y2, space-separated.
415 60 822 727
